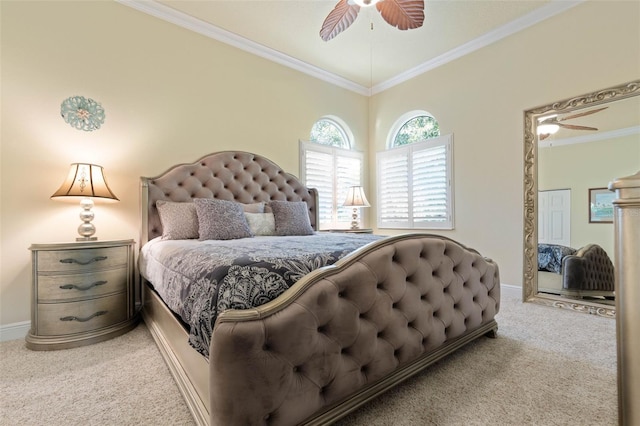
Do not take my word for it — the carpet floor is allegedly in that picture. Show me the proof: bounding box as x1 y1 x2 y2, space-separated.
0 287 617 425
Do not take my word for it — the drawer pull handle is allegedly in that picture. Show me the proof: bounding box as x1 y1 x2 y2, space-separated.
59 281 107 291
60 311 107 323
59 256 108 265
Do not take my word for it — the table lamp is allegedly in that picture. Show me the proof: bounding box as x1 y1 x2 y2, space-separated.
51 163 119 241
343 185 370 229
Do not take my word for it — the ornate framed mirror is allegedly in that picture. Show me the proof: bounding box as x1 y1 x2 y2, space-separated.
523 80 640 318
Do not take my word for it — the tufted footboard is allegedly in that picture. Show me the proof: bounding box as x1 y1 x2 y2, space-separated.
561 243 615 297
209 234 500 426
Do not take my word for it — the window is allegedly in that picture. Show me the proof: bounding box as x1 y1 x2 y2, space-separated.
377 112 453 229
393 114 440 146
310 117 350 148
301 117 363 229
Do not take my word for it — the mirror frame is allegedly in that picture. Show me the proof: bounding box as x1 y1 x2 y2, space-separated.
523 80 640 318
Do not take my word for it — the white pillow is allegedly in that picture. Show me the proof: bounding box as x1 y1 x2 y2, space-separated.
244 212 276 236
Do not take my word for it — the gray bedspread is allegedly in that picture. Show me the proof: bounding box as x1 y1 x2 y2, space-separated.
140 232 383 357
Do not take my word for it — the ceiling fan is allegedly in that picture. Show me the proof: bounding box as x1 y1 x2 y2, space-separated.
320 0 425 42
537 106 608 140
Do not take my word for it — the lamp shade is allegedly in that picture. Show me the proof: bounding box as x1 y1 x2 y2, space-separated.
51 163 119 201
343 186 370 207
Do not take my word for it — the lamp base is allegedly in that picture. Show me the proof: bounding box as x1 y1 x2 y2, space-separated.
350 208 360 230
77 197 97 241
76 236 98 242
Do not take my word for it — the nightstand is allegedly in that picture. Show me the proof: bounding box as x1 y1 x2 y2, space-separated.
325 228 373 234
26 239 138 350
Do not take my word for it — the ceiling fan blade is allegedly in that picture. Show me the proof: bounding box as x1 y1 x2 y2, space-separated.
539 133 550 140
377 0 425 30
557 106 608 122
557 123 599 131
320 0 360 41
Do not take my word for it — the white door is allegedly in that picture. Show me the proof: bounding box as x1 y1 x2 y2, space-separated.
538 189 571 247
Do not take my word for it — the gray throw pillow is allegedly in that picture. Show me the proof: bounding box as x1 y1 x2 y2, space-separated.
269 200 314 236
156 201 199 240
194 199 253 240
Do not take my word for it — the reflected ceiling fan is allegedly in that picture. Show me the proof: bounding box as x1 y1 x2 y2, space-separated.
320 0 425 42
537 106 608 140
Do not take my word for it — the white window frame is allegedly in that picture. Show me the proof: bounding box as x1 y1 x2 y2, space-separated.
300 141 364 230
377 134 454 230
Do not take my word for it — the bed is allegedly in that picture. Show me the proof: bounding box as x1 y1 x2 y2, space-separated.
537 243 614 300
139 151 501 426
537 243 576 294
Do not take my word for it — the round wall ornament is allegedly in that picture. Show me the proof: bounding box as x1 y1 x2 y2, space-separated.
61 96 105 131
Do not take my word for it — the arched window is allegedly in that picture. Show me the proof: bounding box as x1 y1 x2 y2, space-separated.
301 116 363 229
378 111 454 230
389 111 440 147
310 117 351 149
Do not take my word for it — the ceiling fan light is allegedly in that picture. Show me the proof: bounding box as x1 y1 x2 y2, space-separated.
352 0 382 7
537 124 560 135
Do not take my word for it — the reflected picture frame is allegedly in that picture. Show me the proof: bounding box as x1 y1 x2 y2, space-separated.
589 187 614 223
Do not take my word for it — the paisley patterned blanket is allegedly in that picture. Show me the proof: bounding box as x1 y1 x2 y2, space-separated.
537 243 576 274
140 233 383 357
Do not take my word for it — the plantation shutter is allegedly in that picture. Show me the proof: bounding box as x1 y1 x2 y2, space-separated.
300 141 364 229
377 134 454 229
302 146 334 225
377 151 409 227
336 155 362 223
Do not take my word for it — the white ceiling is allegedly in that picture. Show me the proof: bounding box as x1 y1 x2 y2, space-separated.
119 0 583 95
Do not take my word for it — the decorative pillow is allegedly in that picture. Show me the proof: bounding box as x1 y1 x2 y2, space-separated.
244 212 276 236
268 200 314 236
156 201 199 240
194 199 253 240
242 202 265 213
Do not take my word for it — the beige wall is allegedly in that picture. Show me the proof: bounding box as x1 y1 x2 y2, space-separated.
368 1 639 286
0 1 368 325
539 136 640 260
1 1 639 328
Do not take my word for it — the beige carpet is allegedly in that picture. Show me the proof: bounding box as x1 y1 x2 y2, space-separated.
0 289 617 425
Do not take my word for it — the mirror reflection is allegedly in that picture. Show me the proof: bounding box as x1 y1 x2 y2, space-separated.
523 81 640 317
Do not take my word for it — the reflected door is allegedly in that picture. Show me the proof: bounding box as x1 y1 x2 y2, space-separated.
539 189 571 246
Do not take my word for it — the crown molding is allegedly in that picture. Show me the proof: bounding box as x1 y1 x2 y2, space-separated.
117 0 582 97
115 0 370 96
372 0 584 94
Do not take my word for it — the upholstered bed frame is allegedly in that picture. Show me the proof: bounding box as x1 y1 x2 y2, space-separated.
140 151 501 425
561 244 615 299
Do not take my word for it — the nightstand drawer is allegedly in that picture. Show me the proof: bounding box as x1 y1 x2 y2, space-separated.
37 268 128 303
36 246 128 273
36 293 128 336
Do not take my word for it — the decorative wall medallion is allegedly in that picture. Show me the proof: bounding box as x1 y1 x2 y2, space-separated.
61 96 105 131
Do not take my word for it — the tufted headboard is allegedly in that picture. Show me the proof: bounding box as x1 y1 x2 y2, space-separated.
562 243 615 292
140 151 319 245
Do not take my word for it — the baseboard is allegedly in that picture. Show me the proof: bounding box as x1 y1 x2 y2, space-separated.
500 283 522 298
0 321 30 342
